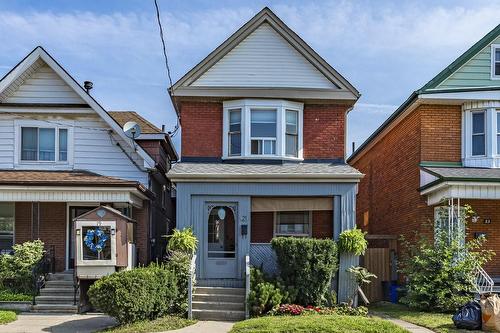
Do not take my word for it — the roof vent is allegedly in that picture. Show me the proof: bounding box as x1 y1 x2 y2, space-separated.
83 81 93 93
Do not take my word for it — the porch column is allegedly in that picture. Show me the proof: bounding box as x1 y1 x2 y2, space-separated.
334 186 359 304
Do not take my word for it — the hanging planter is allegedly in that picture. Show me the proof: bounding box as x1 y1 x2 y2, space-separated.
337 228 368 256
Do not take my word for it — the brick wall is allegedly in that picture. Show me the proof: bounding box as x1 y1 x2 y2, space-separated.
14 202 32 244
303 104 347 160
133 204 150 265
179 101 348 160
179 101 223 158
38 203 67 272
250 210 333 243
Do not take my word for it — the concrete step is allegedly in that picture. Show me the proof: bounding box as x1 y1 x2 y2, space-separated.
195 287 245 296
193 293 245 303
192 300 245 311
40 288 76 296
192 309 245 321
35 296 75 305
45 280 74 287
31 304 78 313
48 273 74 281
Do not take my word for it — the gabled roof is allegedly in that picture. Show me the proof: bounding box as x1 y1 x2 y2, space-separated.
170 7 359 105
109 111 162 134
0 46 155 169
348 24 500 164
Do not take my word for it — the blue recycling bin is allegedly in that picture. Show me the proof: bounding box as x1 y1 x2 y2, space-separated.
390 284 398 303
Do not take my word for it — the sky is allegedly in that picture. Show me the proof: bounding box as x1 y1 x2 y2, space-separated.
0 0 499 156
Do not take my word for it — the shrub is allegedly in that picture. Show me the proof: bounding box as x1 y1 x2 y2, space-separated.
248 268 287 316
88 264 178 324
338 228 368 256
166 228 198 255
271 237 338 306
269 304 368 317
0 240 45 293
400 225 494 312
165 251 192 314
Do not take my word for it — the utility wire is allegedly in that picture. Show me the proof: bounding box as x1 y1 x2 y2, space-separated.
153 0 180 138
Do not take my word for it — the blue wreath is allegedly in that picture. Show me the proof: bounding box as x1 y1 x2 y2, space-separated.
84 228 108 253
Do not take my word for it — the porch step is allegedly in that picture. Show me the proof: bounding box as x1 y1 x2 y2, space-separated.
47 272 74 281
45 280 74 287
40 288 76 296
192 286 246 321
31 304 78 313
35 295 75 305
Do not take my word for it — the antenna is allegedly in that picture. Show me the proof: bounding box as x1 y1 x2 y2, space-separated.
123 121 142 140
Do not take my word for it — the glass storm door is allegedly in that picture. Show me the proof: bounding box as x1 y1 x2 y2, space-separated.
205 203 237 279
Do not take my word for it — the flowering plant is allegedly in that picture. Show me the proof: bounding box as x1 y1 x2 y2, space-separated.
272 304 305 316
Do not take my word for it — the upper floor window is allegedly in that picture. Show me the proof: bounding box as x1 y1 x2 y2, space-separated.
223 99 303 160
492 44 500 79
471 112 485 156
21 127 68 162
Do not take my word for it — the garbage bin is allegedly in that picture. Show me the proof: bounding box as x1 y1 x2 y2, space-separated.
390 283 398 303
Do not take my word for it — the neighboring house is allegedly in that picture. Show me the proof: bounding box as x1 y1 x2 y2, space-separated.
349 24 500 277
167 7 362 319
0 46 177 311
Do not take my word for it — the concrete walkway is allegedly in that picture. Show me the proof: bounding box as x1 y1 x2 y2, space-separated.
373 313 434 333
167 321 234 333
1 312 117 333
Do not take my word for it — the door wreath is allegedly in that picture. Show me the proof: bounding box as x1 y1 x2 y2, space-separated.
84 227 109 253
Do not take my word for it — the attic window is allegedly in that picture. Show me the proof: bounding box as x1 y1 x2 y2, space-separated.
492 45 500 79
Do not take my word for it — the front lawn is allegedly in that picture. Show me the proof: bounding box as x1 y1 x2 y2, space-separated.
100 315 196 333
0 310 17 325
370 302 467 333
230 314 408 333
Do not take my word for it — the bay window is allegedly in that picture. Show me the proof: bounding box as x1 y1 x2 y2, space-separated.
471 111 485 156
19 126 69 163
223 99 303 160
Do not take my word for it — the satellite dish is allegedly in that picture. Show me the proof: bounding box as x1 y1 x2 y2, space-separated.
123 121 142 139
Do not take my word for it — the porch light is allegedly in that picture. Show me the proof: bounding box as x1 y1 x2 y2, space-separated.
76 229 81 235
111 228 116 235
217 208 226 220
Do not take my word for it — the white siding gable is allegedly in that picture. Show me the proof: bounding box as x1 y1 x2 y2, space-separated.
2 61 85 104
191 23 337 89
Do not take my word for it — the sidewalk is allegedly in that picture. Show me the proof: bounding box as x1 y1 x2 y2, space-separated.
373 313 434 333
167 321 234 333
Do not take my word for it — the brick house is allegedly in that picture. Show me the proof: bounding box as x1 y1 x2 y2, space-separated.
349 24 500 277
0 46 177 311
167 7 362 319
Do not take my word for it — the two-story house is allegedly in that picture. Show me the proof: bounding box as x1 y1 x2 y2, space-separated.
167 7 362 320
349 24 500 278
0 46 177 312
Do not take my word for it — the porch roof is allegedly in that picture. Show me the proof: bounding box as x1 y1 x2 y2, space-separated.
168 162 363 182
420 166 500 205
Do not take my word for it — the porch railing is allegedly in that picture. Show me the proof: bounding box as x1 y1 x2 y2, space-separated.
475 265 494 294
187 254 197 320
245 254 250 319
32 245 55 305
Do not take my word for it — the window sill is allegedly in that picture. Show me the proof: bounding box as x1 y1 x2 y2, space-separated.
222 155 303 162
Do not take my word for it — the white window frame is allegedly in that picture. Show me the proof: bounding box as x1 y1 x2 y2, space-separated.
471 110 486 157
222 99 304 160
14 120 74 166
491 44 500 80
273 211 312 238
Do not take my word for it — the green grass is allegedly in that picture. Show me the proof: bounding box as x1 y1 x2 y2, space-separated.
230 314 409 333
0 310 17 325
0 289 32 302
101 315 196 333
370 302 469 333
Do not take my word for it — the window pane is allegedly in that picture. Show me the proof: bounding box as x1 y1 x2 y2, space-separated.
229 133 241 156
472 112 484 134
263 140 275 154
286 134 298 157
276 211 310 235
496 63 500 76
21 127 37 161
39 128 55 161
59 129 68 161
472 134 485 156
496 48 500 62
286 110 298 134
497 135 500 155
251 140 260 154
0 203 14 254
251 110 276 137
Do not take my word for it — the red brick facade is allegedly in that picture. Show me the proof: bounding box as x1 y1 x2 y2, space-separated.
179 101 349 160
352 104 500 276
133 204 150 266
250 210 334 243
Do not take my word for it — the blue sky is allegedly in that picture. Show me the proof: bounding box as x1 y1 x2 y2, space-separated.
0 0 498 155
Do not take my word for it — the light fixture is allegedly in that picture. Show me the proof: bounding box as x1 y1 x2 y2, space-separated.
96 209 106 218
217 208 226 220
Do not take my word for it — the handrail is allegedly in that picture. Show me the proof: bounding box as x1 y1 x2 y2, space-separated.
187 254 197 320
475 265 494 294
32 245 55 305
73 270 80 308
245 254 250 319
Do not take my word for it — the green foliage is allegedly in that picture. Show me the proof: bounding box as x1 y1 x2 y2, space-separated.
165 251 193 314
166 228 198 255
0 240 45 293
338 228 368 256
271 237 338 306
399 225 494 312
0 310 17 325
0 289 31 302
347 266 377 305
248 267 289 316
88 264 178 324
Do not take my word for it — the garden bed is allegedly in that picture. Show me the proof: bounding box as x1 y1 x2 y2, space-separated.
369 302 467 333
230 314 408 333
100 315 196 333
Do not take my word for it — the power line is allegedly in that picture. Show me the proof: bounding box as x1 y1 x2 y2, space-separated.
153 0 180 138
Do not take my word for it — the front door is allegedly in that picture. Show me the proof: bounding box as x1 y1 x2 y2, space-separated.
68 206 96 269
205 203 238 279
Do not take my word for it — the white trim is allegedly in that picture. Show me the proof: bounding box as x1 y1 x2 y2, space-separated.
422 180 500 205
75 220 117 267
491 44 500 80
169 174 363 183
419 91 500 101
222 99 304 160
0 107 94 114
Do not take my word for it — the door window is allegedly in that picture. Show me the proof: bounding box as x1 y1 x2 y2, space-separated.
207 206 236 258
